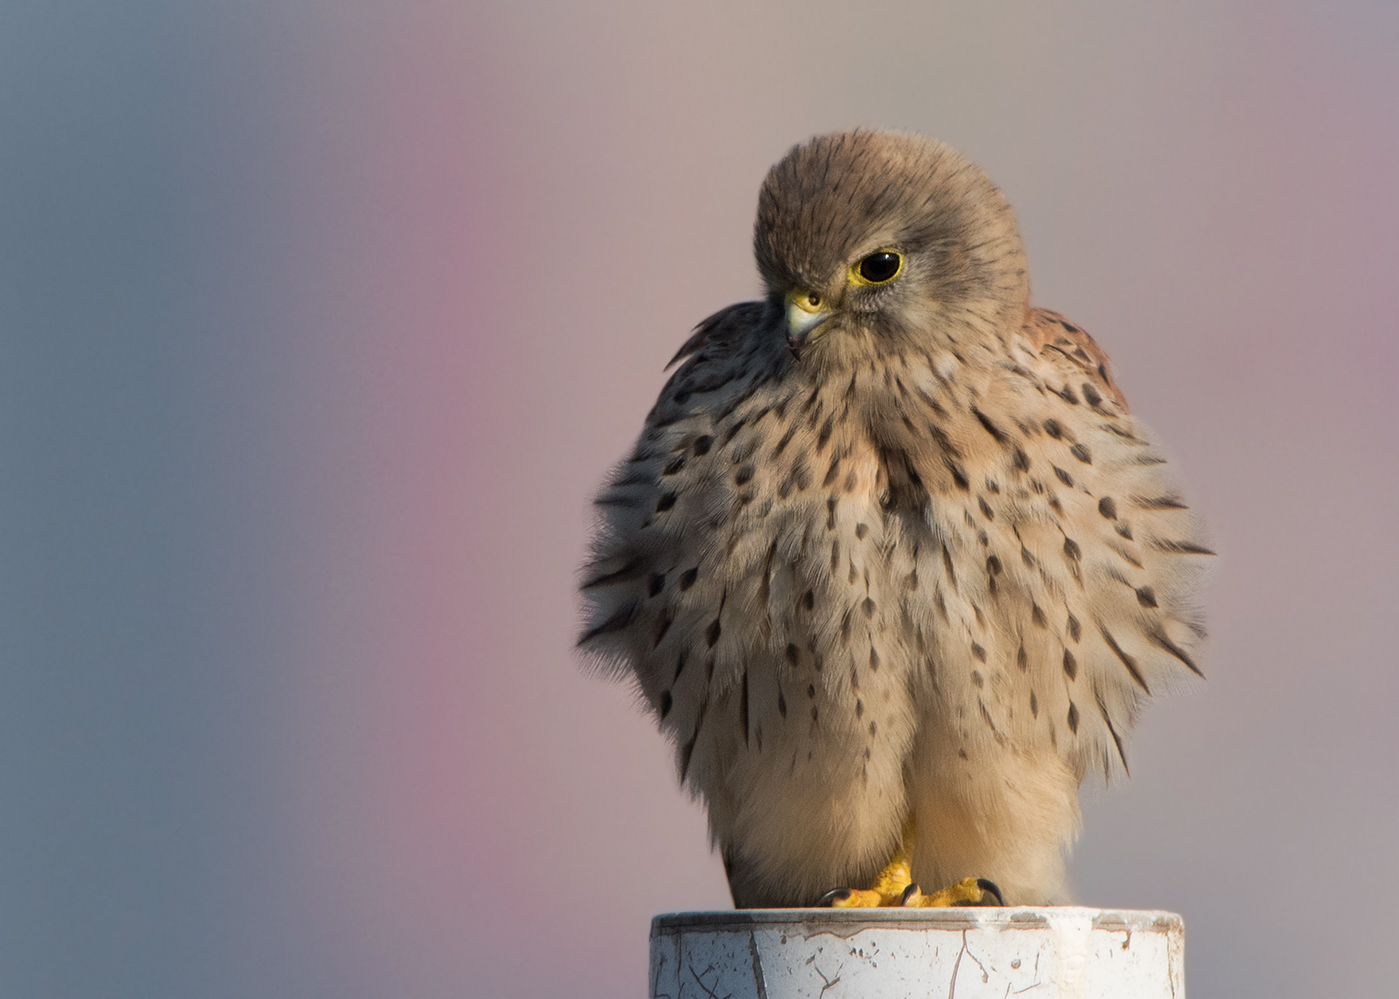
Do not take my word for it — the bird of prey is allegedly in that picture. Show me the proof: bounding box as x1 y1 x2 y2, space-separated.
578 131 1210 909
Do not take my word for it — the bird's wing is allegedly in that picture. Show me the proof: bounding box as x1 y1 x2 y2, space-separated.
578 298 778 688
902 309 1212 785
1021 307 1129 412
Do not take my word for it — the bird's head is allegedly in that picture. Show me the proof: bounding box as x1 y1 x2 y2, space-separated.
753 131 1029 367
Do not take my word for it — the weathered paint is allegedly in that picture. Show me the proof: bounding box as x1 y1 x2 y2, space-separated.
650 907 1183 998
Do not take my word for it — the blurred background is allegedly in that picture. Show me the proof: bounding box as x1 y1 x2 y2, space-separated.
2 2 1396 996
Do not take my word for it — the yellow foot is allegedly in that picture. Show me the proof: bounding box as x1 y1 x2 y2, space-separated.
815 818 1005 908
901 876 1004 908
819 826 916 907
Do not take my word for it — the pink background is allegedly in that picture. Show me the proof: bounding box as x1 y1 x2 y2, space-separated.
2 3 1395 996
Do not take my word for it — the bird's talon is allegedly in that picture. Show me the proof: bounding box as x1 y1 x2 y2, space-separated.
900 882 922 906
971 878 1005 907
816 888 852 907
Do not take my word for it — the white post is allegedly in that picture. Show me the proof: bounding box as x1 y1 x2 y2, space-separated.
650 907 1184 998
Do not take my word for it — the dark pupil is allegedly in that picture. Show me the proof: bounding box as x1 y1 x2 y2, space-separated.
859 251 900 283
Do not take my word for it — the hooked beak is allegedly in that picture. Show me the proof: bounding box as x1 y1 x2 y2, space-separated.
785 289 834 357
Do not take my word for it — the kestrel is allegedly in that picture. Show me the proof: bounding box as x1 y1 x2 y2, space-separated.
578 131 1211 909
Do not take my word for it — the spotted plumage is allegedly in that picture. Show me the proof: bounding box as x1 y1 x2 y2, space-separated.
579 131 1211 908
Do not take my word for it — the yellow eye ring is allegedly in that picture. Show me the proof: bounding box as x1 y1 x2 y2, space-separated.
849 249 903 286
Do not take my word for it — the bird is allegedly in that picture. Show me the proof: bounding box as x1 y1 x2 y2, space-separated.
577 130 1211 909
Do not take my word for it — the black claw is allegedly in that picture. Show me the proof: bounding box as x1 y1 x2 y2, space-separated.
901 883 921 905
816 888 852 907
973 878 1005 906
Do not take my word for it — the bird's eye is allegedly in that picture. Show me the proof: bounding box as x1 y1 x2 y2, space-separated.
855 250 902 284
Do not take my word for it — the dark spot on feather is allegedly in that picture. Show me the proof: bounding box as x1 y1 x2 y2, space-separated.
855 522 869 540
1067 613 1081 642
869 646 879 670
972 642 987 663
740 672 749 743
1053 383 1080 405
648 573 665 597
817 414 835 450
1017 645 1027 671
978 496 995 520
856 699 864 718
946 458 970 490
803 589 815 610
1150 539 1216 555
830 540 841 574
786 643 800 666
972 407 1006 442
1070 443 1092 464
655 492 677 512
1012 447 1031 471
678 567 699 592
1053 465 1074 487
1136 586 1158 608
718 418 746 447
862 597 876 618
1063 649 1077 679
663 455 686 476
941 543 958 588
1044 419 1064 439
577 603 636 644
1098 496 1118 520
1095 688 1129 775
1029 690 1039 717
986 554 1002 577
659 691 672 719
593 494 643 509
823 455 842 487
1101 627 1150 692
1063 537 1081 561
735 464 754 485
679 732 698 782
1032 603 1047 627
1147 628 1204 677
1021 546 1035 568
772 425 796 459
581 555 648 590
1135 495 1189 510
653 611 673 646
705 617 722 648
777 690 787 718
972 669 984 688
1067 702 1080 734
808 684 816 698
